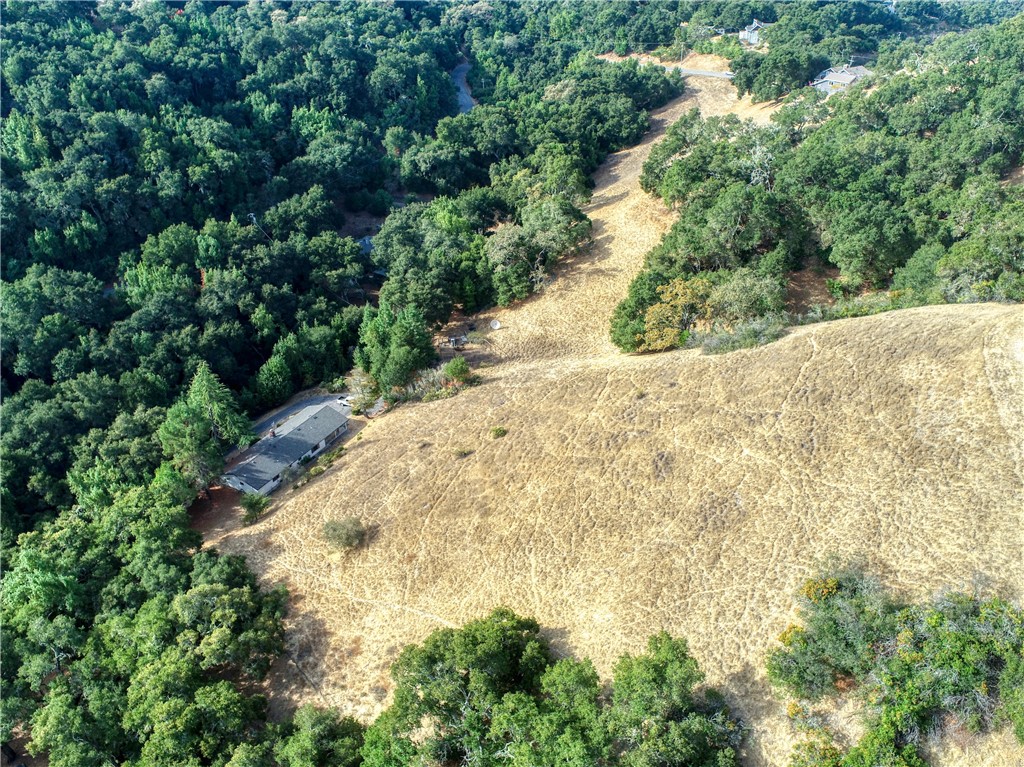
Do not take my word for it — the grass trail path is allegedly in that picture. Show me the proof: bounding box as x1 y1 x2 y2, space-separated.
473 55 777 367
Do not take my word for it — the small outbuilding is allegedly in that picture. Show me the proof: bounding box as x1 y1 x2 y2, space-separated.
222 403 350 495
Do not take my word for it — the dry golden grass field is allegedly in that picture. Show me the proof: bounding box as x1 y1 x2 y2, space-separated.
200 69 1024 766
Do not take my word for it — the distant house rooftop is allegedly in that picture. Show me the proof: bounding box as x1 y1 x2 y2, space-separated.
223 403 350 494
739 19 771 45
811 65 873 93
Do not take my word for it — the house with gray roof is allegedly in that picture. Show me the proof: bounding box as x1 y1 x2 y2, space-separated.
739 19 770 46
811 65 873 94
222 403 350 495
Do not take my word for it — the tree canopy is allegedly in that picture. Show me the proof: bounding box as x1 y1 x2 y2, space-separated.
3 3 1022 765
612 14 1024 353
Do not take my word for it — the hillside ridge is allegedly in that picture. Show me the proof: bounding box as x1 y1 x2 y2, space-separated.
207 70 1024 767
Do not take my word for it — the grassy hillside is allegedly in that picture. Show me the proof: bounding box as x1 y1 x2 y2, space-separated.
198 68 1024 765
206 121 1024 751
212 301 1023 765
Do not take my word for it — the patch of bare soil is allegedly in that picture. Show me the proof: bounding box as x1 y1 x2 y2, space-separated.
337 209 385 241
785 266 840 314
190 485 242 541
203 74 1024 767
1003 165 1024 187
5 730 46 767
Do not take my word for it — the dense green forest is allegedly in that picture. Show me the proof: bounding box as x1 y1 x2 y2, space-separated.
3 2 1023 766
0 2 680 763
1 0 683 531
611 11 1024 353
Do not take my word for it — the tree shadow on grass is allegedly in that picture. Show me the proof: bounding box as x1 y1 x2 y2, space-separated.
722 662 780 767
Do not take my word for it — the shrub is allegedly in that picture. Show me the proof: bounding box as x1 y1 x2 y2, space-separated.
318 445 345 467
766 566 895 700
421 387 457 402
770 566 1024 766
706 268 785 324
323 517 366 549
391 361 480 405
396 368 445 403
368 188 393 217
790 736 844 767
998 652 1024 741
489 426 508 439
240 492 270 525
796 292 901 325
697 314 789 355
442 355 472 384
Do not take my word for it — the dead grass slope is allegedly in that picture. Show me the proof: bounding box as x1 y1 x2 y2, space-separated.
204 76 1024 766
215 304 1024 766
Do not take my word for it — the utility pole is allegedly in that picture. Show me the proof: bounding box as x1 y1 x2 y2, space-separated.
248 212 272 241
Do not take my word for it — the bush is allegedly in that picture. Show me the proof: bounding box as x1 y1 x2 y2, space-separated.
998 652 1024 741
771 566 1024 766
489 426 508 439
240 492 270 525
397 368 445 402
697 314 789 355
367 189 393 217
323 517 366 549
706 268 785 324
442 355 472 384
800 292 901 323
421 387 457 402
766 567 895 700
790 736 843 767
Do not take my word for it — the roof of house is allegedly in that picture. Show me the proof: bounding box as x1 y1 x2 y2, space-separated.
814 65 873 85
744 19 768 32
225 404 349 490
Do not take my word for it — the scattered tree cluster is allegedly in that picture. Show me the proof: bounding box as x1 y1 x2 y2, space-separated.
767 565 1024 767
362 608 743 767
612 15 1024 353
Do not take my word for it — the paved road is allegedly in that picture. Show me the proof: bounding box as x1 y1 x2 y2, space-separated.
451 61 476 113
669 66 735 79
